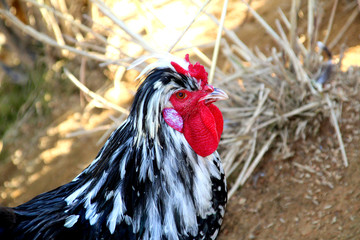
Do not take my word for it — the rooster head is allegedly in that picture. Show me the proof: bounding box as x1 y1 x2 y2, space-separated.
131 54 228 157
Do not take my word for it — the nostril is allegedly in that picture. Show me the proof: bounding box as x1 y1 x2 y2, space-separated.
203 85 214 93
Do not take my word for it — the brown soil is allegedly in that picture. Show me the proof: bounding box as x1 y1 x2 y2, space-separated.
219 97 360 239
1 0 360 239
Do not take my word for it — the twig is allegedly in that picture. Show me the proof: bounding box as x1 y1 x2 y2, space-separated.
293 162 316 173
223 141 244 174
37 0 68 56
271 47 293 85
54 0 72 34
328 7 359 49
191 0 255 62
277 7 307 56
63 35 107 53
25 0 122 52
240 133 277 187
0 9 123 64
240 0 283 47
168 0 211 52
241 0 311 88
322 0 338 46
80 57 87 107
208 0 229 84
193 47 226 77
307 0 314 50
325 94 348 167
226 148 247 177
97 116 126 145
64 68 130 114
244 87 270 133
290 0 300 51
91 0 155 53
274 19 313 93
253 101 324 131
172 41 215 53
193 47 212 66
133 0 166 29
228 131 257 199
66 125 111 138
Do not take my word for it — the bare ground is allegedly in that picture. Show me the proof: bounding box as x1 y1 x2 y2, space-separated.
219 90 360 239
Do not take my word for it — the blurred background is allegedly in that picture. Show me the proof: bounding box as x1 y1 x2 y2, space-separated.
0 0 360 239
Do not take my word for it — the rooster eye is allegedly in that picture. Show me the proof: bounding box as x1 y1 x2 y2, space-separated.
176 91 187 99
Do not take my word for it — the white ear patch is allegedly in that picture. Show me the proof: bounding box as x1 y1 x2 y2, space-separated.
162 108 183 133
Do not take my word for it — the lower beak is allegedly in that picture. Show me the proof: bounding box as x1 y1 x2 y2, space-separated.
200 87 228 104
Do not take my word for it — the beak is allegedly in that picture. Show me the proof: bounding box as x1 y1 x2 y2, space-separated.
200 87 229 104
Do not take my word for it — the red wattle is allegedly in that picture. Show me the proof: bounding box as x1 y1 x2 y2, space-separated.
183 104 223 157
208 104 224 142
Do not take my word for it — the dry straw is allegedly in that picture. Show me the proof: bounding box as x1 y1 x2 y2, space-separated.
0 0 350 199
217 0 349 198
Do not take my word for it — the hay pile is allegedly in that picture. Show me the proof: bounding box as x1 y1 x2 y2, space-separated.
0 0 353 198
218 0 351 198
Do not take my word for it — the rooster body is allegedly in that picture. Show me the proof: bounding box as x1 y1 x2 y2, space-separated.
0 55 227 240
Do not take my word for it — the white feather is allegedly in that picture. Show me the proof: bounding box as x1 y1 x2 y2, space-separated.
64 215 80 228
65 181 92 205
107 192 126 234
84 171 108 224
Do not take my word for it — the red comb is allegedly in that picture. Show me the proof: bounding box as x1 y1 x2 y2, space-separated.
171 54 208 87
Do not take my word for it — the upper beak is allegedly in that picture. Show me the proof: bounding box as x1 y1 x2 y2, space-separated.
200 87 229 104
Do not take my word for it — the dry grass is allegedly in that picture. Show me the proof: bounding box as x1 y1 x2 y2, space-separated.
217 0 351 198
0 0 352 199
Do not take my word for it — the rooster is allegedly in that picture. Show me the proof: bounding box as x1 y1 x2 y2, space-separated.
0 54 228 240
